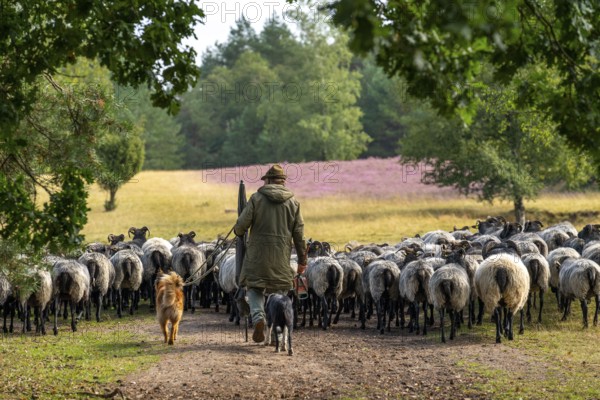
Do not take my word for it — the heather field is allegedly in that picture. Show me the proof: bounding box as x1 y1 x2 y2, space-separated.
83 157 600 246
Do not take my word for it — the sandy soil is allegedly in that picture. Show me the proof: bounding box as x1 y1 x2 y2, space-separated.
104 306 540 400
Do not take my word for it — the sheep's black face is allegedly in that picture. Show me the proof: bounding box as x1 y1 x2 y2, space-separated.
129 226 150 242
177 231 197 246
578 225 600 242
524 221 543 232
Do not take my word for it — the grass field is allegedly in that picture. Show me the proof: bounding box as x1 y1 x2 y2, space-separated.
5 168 600 399
82 170 600 248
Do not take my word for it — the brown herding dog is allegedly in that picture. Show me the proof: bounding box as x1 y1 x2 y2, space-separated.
155 271 184 345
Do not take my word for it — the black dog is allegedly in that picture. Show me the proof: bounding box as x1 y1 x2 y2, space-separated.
265 293 294 356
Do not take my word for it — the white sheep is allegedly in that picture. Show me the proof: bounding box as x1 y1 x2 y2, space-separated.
304 256 344 330
547 247 581 308
558 258 600 327
214 250 239 323
110 249 144 318
1 272 15 334
52 259 91 334
78 252 114 322
421 230 455 245
474 254 530 343
332 258 364 326
521 253 550 323
172 231 206 313
582 241 600 265
142 237 173 308
365 260 400 334
428 264 470 342
399 259 435 335
20 267 53 335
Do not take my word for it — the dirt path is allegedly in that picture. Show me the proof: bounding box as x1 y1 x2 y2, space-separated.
105 307 542 400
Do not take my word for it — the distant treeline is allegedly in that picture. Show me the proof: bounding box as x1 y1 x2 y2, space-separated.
132 17 409 170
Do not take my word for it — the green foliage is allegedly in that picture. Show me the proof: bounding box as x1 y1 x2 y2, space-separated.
96 126 145 211
356 56 407 157
179 15 369 167
400 74 594 221
0 0 203 144
126 86 184 170
326 0 600 172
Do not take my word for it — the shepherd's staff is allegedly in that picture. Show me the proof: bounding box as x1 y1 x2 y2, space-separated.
235 180 249 342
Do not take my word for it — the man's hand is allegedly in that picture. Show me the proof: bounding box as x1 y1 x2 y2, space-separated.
297 264 307 275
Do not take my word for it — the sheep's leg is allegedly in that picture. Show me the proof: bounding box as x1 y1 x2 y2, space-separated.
538 291 544 323
85 293 91 321
518 309 525 334
274 327 280 352
526 293 532 323
96 292 102 323
366 296 373 320
309 294 315 327
399 298 405 329
422 301 428 336
333 297 343 324
350 298 356 319
359 298 366 330
494 307 502 343
376 297 384 334
8 302 15 333
228 292 236 322
414 302 420 335
468 299 474 329
428 304 434 326
386 297 393 332
190 285 196 314
507 310 514 340
2 303 8 334
116 289 122 318
62 301 68 320
129 290 135 315
34 305 40 334
560 298 570 321
53 297 59 335
439 308 446 343
476 298 484 325
301 298 307 327
451 310 458 340
39 306 47 335
581 299 589 328
22 304 29 333
287 324 293 356
593 295 600 326
70 301 77 332
321 295 329 330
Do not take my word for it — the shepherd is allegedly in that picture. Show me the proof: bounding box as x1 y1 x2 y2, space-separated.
234 164 308 343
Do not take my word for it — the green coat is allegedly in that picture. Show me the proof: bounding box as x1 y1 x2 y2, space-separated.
234 184 307 291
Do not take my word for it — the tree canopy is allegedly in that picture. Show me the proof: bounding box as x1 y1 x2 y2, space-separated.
326 0 600 172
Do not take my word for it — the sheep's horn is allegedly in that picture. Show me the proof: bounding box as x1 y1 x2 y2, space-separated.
189 231 196 238
107 234 115 243
128 227 136 237
142 226 150 235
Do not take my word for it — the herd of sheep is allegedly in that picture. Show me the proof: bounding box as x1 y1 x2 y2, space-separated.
1 218 600 344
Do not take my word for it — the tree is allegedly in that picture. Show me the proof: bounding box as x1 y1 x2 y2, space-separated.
96 127 145 211
127 86 184 170
325 0 600 172
400 75 594 223
355 56 407 158
0 1 203 257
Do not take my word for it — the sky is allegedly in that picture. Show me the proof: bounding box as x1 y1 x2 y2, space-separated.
184 0 324 62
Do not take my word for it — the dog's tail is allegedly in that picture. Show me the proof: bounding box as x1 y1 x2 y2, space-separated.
157 272 184 307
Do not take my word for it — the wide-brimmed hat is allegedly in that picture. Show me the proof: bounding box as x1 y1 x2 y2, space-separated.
261 164 287 180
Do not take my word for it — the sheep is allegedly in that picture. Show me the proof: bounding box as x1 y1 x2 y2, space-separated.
474 254 530 343
172 231 206 313
142 237 173 308
498 222 523 239
110 248 144 318
469 234 501 250
544 221 578 238
304 256 343 330
421 230 455 245
332 258 364 325
563 236 585 254
451 226 473 240
538 229 569 252
472 216 506 236
0 272 15 334
582 242 600 265
51 259 91 334
547 247 581 307
578 224 600 243
78 252 113 322
428 263 470 342
20 267 53 335
510 233 548 257
558 258 600 327
399 258 435 335
347 250 378 269
364 260 400 334
521 253 550 323
523 220 544 232
264 293 294 356
444 248 482 327
214 249 240 323
127 226 150 248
